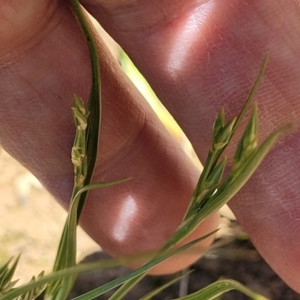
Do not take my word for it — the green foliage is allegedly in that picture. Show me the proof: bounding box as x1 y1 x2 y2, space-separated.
0 0 291 299
139 271 193 300
105 54 290 300
0 256 20 296
172 279 268 300
0 256 45 300
43 0 101 295
0 232 216 300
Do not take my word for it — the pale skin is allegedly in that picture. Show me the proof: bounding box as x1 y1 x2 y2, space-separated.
1 0 300 293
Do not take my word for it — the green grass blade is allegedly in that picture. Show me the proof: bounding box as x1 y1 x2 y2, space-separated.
161 120 290 254
17 271 46 300
44 179 129 300
73 14 101 211
231 54 268 135
68 0 100 226
190 54 268 203
182 124 290 237
72 178 131 201
0 256 148 300
0 258 13 279
71 230 217 300
140 270 193 300
199 123 292 218
0 233 215 300
103 56 287 300
108 275 144 300
44 1 102 298
0 255 20 294
171 279 268 300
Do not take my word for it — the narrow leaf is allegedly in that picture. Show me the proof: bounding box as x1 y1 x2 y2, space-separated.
0 255 20 293
108 275 143 300
171 279 268 300
199 123 292 219
0 232 216 300
45 0 102 298
71 230 218 300
231 54 268 135
140 270 193 300
213 108 225 138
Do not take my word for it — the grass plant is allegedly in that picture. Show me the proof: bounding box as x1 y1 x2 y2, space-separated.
0 1 291 299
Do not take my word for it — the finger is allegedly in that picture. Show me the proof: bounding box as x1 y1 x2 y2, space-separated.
0 1 218 274
81 0 300 291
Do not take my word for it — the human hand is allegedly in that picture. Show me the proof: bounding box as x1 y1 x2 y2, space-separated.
1 0 300 292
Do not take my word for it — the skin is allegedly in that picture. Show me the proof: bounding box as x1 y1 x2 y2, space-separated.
0 0 300 292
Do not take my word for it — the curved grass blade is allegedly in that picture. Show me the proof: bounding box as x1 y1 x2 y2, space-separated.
0 232 216 300
171 279 268 300
0 261 126 300
107 275 143 300
44 0 102 298
44 178 130 299
71 230 218 300
140 270 193 300
0 255 152 300
68 0 101 233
